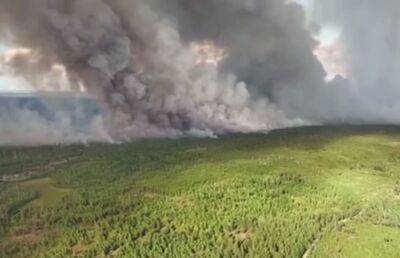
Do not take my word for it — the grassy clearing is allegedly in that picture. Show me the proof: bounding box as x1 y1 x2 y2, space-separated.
313 222 400 258
19 178 71 207
0 126 399 257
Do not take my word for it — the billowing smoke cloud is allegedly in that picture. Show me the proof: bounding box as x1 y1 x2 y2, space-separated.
0 0 399 145
309 0 400 123
0 0 310 143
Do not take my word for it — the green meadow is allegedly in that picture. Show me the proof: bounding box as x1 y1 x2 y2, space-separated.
1 126 400 257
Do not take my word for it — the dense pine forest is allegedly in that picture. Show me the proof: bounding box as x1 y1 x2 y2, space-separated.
1 126 400 257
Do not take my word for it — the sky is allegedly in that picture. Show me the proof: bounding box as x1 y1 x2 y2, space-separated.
0 43 31 92
294 0 313 13
293 0 345 80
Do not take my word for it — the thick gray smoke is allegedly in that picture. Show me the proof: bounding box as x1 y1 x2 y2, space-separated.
0 0 312 142
0 0 311 142
309 0 400 124
0 0 399 145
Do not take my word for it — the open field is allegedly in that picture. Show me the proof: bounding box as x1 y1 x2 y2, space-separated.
1 126 400 257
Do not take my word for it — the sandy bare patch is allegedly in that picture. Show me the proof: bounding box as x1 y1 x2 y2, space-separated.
230 229 252 241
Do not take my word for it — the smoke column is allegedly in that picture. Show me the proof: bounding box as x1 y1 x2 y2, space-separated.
0 0 399 145
310 1 400 124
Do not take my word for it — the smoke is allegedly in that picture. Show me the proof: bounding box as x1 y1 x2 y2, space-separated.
0 47 79 91
0 108 110 146
0 0 399 145
0 0 307 143
308 0 400 124
0 93 112 146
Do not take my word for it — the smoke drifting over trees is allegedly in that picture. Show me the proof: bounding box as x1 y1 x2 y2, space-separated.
0 0 399 144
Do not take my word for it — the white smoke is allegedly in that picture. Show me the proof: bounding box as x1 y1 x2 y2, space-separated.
0 93 112 146
0 109 110 146
0 47 79 92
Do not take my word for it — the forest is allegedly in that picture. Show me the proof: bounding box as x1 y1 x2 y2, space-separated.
1 126 400 257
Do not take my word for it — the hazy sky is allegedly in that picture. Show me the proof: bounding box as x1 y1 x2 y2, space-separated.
0 43 31 92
